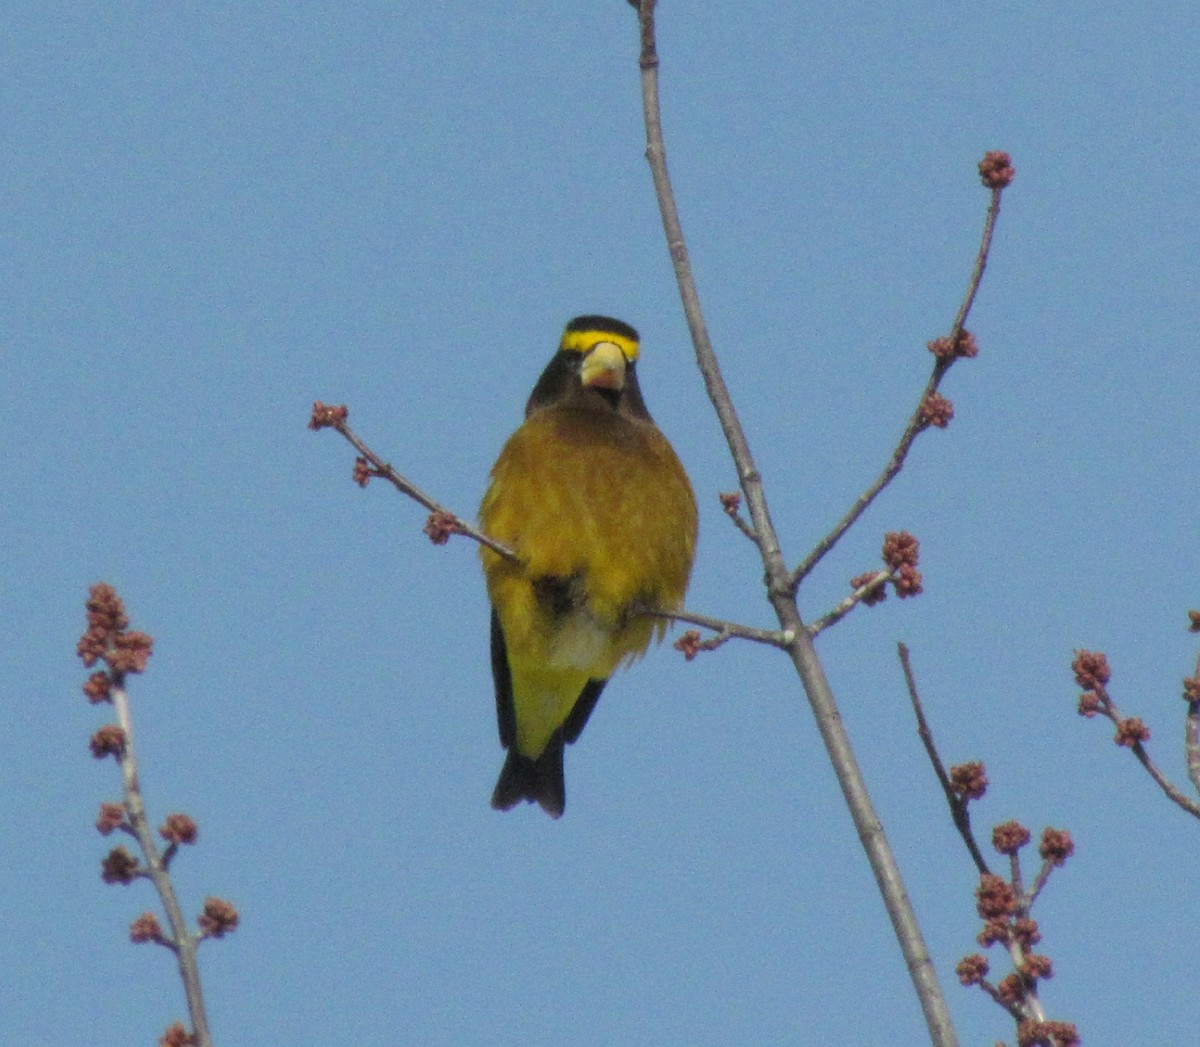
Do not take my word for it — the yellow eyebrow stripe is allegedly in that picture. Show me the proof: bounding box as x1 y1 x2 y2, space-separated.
559 327 640 362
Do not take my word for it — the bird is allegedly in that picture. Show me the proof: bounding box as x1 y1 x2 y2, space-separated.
478 315 698 817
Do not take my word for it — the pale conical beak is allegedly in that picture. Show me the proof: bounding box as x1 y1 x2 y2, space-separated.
580 341 627 391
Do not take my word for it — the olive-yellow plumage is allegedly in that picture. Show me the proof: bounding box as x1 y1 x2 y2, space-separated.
479 316 697 817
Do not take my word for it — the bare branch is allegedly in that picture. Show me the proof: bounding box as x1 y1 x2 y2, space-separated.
636 603 792 650
310 402 519 564
80 583 223 1047
633 4 960 1043
1072 650 1200 819
1186 652 1200 798
633 3 788 595
899 643 991 876
808 572 891 637
718 491 759 543
791 184 1008 590
1123 733 1200 818
1024 857 1057 910
109 676 212 1046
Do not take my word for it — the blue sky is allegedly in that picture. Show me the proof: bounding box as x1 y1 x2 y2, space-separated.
4 3 1199 1044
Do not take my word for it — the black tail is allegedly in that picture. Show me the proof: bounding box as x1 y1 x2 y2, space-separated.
491 732 566 818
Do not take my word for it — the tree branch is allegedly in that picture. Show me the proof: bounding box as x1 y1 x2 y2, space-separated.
637 603 792 650
79 583 233 1047
1125 734 1200 818
808 571 892 637
633 3 788 599
899 643 990 877
633 4 960 1043
791 186 1006 590
1072 650 1200 820
1186 652 1200 798
110 676 212 1047
310 402 518 564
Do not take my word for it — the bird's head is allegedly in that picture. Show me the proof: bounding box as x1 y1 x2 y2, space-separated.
525 315 652 420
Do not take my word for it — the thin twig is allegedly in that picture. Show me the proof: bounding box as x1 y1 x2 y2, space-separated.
1007 851 1025 899
1126 737 1200 817
633 4 787 593
1024 857 1056 910
899 647 1071 1041
1186 652 1200 798
312 404 519 564
1004 939 1048 1028
977 980 1026 1023
634 5 958 1043
1088 681 1200 819
1187 705 1200 798
791 188 1006 590
719 493 760 543
725 508 759 543
637 603 792 649
898 643 990 876
807 572 891 637
950 186 1005 336
111 676 212 1047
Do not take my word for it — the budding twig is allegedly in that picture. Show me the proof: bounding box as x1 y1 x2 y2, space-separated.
309 402 519 564
910 630 1078 1045
80 584 237 1047
899 642 990 876
808 572 891 637
1072 648 1200 819
791 160 1011 592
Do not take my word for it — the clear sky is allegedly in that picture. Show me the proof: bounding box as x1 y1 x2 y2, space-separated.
5 3 1199 1044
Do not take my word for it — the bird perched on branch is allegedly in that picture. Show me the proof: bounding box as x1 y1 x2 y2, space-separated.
479 315 697 817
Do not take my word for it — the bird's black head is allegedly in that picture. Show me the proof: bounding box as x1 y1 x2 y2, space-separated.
525 315 652 420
